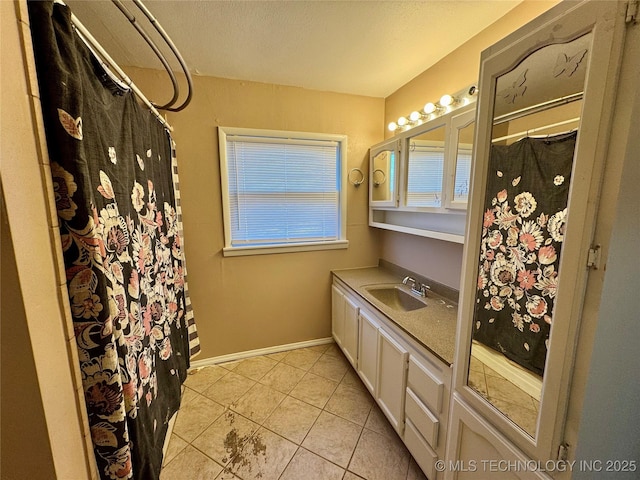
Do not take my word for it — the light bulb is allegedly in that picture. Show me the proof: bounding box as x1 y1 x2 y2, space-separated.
440 94 454 107
397 116 408 126
388 121 398 132
409 111 421 122
424 102 436 114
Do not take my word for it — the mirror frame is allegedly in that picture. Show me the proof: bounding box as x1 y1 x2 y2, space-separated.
452 0 628 463
445 108 476 210
369 138 399 207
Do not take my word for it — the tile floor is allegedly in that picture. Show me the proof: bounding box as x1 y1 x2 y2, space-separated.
161 342 427 480
467 355 540 436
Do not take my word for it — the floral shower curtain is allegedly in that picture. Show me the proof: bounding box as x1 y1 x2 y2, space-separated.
472 131 577 375
28 2 198 478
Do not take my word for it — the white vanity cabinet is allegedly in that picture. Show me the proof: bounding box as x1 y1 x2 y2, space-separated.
331 284 345 349
376 328 409 434
331 284 358 365
332 276 453 478
343 296 359 366
404 353 451 479
357 308 379 393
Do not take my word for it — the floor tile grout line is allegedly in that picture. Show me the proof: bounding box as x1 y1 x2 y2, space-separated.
275 444 301 480
343 417 367 478
294 391 364 477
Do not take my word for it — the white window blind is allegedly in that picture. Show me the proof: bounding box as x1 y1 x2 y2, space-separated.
221 129 345 251
406 144 445 207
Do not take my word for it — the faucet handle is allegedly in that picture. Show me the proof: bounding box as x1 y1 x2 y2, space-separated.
420 284 431 297
402 276 415 285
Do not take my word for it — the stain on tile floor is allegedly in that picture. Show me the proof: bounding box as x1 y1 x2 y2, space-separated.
223 415 267 475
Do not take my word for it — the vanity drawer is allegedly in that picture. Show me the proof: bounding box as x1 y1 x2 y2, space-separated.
404 418 438 480
405 388 439 448
407 356 444 414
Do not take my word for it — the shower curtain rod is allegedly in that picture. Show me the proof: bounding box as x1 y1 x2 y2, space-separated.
53 0 194 129
70 17 173 132
69 12 173 131
491 117 580 143
119 0 194 112
493 92 583 125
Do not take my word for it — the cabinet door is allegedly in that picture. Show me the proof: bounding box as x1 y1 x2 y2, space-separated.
357 309 379 394
369 138 400 207
343 296 359 366
331 285 345 348
377 328 409 434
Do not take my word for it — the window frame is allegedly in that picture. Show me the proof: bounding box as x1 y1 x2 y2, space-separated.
218 126 348 257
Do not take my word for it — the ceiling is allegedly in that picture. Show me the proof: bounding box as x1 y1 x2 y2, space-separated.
65 0 523 98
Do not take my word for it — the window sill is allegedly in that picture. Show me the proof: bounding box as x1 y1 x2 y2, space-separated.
222 240 349 257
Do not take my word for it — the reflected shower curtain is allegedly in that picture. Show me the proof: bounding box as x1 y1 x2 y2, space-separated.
472 132 577 375
28 2 199 478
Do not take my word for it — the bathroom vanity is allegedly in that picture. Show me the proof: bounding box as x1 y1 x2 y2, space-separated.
332 265 457 479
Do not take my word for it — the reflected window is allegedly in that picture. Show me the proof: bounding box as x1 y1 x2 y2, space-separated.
407 142 444 207
406 125 446 208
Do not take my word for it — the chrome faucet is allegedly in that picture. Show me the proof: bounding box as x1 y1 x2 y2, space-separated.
403 276 430 297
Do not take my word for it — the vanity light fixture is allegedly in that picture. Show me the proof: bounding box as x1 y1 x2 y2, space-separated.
387 84 478 136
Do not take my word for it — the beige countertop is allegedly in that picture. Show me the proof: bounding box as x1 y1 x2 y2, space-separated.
332 266 458 365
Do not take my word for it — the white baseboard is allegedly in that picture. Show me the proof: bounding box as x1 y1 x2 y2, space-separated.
471 340 542 401
189 337 335 370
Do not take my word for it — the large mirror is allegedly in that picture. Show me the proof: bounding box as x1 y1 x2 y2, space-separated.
369 140 398 207
467 32 590 438
406 122 447 208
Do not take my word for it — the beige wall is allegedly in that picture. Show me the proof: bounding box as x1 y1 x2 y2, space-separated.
1 187 57 480
380 0 560 290
1 1 94 477
129 70 384 359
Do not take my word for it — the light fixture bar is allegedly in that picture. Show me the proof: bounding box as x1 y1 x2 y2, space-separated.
388 84 478 133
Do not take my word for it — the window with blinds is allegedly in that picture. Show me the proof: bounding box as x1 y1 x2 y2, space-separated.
406 143 445 207
218 127 348 255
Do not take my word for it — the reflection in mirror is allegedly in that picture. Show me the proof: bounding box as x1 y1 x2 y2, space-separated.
468 32 591 437
371 149 396 203
406 124 446 207
453 121 475 204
